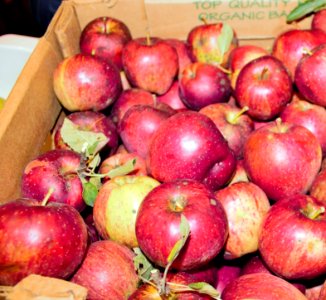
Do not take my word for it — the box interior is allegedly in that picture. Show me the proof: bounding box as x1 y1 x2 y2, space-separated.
0 0 312 204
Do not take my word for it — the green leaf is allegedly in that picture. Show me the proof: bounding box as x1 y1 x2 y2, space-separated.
287 0 326 22
106 158 136 179
82 181 99 207
133 247 156 281
217 22 234 63
188 282 221 299
167 214 190 263
88 153 101 172
60 118 109 158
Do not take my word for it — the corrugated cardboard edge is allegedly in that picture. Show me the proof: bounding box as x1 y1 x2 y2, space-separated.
0 6 68 204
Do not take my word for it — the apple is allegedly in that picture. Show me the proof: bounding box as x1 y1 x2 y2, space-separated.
227 159 249 186
53 53 122 111
280 95 326 155
215 181 270 259
53 111 119 156
79 16 132 70
110 88 155 125
295 43 326 108
240 254 306 294
259 194 326 280
199 103 254 159
186 21 238 67
93 175 160 248
157 80 188 111
234 55 293 121
222 273 307 300
128 271 212 299
147 111 237 191
118 103 175 159
179 62 232 111
272 28 326 79
135 179 228 271
312 9 326 33
71 240 139 300
214 260 242 294
0 198 88 286
310 168 326 206
243 120 322 201
83 208 101 244
121 37 178 95
164 38 193 77
21 149 86 212
240 254 271 275
228 44 269 88
99 152 148 182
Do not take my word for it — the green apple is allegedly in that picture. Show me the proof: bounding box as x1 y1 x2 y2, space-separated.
93 175 160 248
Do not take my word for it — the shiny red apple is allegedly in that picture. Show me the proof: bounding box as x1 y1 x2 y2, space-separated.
135 179 228 271
79 16 132 70
147 110 237 191
0 198 88 286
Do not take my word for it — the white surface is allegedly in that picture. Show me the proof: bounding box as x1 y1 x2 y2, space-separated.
0 34 39 99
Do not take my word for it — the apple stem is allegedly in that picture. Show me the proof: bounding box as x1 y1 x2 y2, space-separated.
200 16 208 25
275 118 283 133
146 33 151 46
227 106 249 124
169 195 187 212
41 187 55 206
302 47 313 56
260 67 269 80
301 202 325 220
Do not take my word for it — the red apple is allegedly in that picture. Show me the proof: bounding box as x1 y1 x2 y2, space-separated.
164 38 192 77
215 181 270 259
53 111 119 156
135 179 228 271
93 175 160 248
157 80 187 111
272 28 326 79
186 21 238 67
118 104 175 159
312 9 326 33
310 168 326 206
228 44 269 88
259 194 326 280
99 152 148 182
71 240 139 300
295 43 326 108
129 271 212 299
199 103 254 159
110 88 155 125
0 198 88 285
227 159 249 186
240 254 306 294
147 111 237 191
241 255 271 275
234 55 293 121
280 95 326 155
179 62 232 111
214 261 242 294
222 273 307 300
21 149 86 212
243 120 322 201
53 53 122 111
122 37 178 95
79 16 132 70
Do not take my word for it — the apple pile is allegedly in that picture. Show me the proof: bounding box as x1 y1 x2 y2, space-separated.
1 7 326 300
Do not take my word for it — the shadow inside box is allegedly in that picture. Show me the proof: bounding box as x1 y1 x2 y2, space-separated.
0 0 44 37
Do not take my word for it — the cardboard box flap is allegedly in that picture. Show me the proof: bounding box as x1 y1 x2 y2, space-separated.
0 37 63 203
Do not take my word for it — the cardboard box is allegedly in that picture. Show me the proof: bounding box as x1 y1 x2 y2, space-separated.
0 0 311 204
